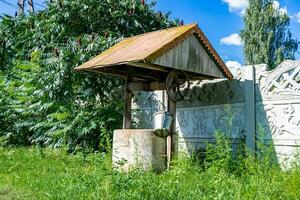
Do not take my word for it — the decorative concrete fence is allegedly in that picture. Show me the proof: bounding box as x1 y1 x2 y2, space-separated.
132 60 300 166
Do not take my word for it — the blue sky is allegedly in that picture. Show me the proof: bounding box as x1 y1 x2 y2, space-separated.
1 0 300 72
155 0 300 73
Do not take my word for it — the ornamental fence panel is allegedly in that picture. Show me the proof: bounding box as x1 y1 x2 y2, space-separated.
132 60 300 166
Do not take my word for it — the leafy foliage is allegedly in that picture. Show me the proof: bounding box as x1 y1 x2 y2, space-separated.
0 0 178 151
1 142 300 199
240 0 299 70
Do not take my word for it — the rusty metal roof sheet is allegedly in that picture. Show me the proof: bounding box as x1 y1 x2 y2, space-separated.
75 24 233 80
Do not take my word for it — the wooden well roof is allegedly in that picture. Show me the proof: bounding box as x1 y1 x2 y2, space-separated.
75 24 233 81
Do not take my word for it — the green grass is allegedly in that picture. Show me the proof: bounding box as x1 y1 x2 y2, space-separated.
0 147 300 200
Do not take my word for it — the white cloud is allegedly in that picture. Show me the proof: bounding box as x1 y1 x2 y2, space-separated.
223 0 289 16
272 1 280 9
222 0 248 15
226 60 243 77
273 1 288 15
220 33 242 46
295 12 300 23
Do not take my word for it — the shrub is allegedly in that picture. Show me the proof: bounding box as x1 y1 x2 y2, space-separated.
0 0 178 151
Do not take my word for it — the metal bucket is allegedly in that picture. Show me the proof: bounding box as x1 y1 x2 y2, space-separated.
153 111 173 138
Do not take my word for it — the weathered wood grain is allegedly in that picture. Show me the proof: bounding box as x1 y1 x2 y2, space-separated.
153 35 225 78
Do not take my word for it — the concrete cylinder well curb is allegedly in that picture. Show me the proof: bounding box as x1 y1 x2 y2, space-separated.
112 129 167 172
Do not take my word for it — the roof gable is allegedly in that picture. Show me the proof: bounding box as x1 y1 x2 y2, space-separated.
75 24 233 80
153 34 225 78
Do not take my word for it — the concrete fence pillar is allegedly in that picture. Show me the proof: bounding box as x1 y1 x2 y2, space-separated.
244 65 256 153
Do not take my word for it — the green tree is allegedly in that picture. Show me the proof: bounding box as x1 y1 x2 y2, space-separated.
0 0 178 151
240 0 298 70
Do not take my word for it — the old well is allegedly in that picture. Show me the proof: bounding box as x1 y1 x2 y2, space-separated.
75 24 233 171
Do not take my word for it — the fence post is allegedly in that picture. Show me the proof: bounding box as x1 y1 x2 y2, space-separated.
18 0 25 15
28 0 35 13
244 65 256 154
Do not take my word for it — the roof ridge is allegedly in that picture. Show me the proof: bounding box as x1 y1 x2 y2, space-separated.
123 23 197 41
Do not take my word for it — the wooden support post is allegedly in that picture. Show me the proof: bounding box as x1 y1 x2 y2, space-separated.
167 96 177 167
123 76 133 129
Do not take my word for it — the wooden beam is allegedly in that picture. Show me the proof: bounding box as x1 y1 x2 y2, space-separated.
87 69 146 81
93 64 169 81
123 76 133 129
100 66 165 81
128 62 169 73
127 81 165 91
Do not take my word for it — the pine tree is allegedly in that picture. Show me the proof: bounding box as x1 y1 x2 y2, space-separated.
240 0 298 70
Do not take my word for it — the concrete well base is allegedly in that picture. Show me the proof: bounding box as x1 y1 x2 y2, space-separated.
112 129 167 172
